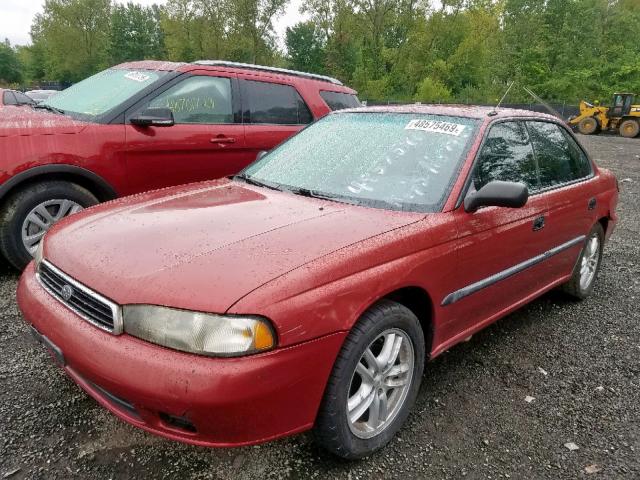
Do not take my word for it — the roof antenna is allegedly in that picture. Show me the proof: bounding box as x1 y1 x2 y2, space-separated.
522 85 564 119
488 81 514 116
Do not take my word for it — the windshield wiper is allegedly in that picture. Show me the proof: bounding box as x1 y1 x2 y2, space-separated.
289 187 360 205
233 174 283 191
33 104 65 115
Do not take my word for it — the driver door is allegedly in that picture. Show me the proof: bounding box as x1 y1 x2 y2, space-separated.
124 71 248 194
443 121 551 341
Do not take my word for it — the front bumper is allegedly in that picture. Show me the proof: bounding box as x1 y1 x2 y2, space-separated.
17 262 347 447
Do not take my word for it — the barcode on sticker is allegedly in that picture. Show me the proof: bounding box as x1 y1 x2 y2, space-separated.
124 71 151 82
405 119 466 136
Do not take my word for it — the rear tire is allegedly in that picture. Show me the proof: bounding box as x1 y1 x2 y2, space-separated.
578 117 598 135
619 119 639 138
561 223 604 300
0 181 98 270
314 300 425 459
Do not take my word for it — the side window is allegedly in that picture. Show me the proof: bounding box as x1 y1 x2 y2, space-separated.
3 91 17 105
473 121 538 192
320 91 361 111
242 80 313 125
148 76 233 124
14 91 34 105
527 122 591 189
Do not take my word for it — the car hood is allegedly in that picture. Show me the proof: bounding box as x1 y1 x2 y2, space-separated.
0 107 87 137
45 180 421 313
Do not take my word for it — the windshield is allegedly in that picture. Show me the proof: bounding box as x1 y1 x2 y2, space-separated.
242 112 479 212
43 68 168 120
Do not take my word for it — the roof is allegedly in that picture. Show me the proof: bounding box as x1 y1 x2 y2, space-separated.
112 60 187 71
336 104 559 121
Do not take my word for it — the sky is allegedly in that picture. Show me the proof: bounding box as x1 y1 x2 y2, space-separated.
0 0 306 48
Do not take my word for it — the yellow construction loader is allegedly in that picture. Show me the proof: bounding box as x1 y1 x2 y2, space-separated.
568 93 640 138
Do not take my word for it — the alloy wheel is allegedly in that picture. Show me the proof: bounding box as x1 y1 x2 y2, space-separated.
346 328 414 439
579 235 600 291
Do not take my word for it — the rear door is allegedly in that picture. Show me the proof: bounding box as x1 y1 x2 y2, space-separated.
525 121 597 278
445 120 553 340
239 78 314 159
124 71 247 193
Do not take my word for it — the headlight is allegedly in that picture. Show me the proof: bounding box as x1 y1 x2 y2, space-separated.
123 305 276 357
34 236 45 267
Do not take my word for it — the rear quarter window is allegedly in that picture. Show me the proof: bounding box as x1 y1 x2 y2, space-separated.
320 91 361 111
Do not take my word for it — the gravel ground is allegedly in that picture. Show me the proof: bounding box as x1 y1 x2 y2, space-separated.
1 134 638 480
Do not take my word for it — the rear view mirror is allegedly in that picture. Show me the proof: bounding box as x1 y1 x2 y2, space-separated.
464 181 528 213
130 107 174 127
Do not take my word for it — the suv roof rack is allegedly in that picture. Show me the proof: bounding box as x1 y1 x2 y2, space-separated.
192 60 343 86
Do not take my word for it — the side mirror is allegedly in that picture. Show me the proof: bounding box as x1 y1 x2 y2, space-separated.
130 107 174 127
464 180 528 213
256 150 268 161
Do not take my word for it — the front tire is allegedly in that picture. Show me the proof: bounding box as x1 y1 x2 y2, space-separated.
578 117 599 135
314 300 425 459
561 223 604 300
0 181 98 270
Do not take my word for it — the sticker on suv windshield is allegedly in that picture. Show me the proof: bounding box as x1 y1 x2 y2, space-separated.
405 119 466 136
124 71 151 82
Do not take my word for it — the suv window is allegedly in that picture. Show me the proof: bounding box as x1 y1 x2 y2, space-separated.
242 80 313 125
14 91 34 105
473 121 538 191
149 76 233 124
320 91 361 111
3 91 17 105
527 121 591 188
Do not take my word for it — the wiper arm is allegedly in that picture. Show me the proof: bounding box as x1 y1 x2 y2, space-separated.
33 104 65 115
233 174 282 191
289 187 360 205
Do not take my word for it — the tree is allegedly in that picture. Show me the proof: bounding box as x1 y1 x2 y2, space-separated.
32 0 111 82
0 40 23 85
109 2 165 64
285 22 325 73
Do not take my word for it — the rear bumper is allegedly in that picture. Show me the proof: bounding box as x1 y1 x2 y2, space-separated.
18 262 347 447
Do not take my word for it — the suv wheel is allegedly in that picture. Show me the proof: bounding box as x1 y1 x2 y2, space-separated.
0 181 98 269
314 300 425 458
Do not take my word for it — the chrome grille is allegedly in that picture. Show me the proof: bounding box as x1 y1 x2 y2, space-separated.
37 260 122 334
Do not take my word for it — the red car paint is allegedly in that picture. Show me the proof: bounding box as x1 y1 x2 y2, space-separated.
0 60 357 200
18 105 619 447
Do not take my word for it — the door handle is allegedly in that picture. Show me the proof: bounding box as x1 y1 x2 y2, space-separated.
532 215 545 231
210 135 236 144
588 197 597 210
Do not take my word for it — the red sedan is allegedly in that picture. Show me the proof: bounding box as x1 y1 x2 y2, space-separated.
18 105 618 458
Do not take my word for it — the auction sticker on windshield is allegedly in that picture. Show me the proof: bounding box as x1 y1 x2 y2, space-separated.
405 119 466 136
124 71 151 83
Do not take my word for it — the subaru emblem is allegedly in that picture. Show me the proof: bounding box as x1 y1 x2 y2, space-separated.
61 284 74 301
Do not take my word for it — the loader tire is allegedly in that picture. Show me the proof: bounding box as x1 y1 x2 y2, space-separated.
578 117 598 135
620 119 639 138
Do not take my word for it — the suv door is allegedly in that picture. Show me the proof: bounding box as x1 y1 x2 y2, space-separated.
124 71 246 192
239 78 314 160
444 121 552 340
526 121 596 279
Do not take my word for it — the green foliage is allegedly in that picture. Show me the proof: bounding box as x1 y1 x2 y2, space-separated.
285 22 325 74
414 77 453 103
10 0 640 105
0 40 23 85
109 2 165 64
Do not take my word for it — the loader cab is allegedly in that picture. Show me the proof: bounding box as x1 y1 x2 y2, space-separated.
609 93 634 118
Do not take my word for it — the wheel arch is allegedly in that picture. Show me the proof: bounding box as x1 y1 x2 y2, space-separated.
379 286 435 359
0 165 118 205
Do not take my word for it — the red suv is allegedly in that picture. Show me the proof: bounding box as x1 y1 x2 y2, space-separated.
0 60 359 269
